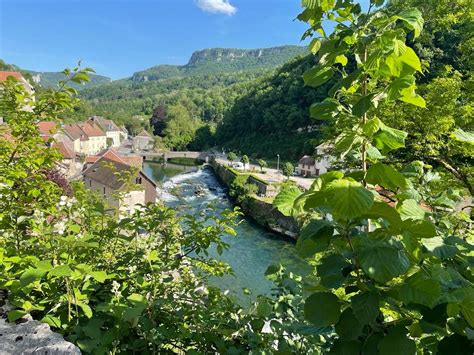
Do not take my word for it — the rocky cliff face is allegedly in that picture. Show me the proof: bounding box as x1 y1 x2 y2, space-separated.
131 45 308 82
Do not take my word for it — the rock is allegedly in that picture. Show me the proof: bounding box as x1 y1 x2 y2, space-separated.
0 319 81 355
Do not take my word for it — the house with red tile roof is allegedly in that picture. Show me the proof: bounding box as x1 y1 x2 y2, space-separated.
63 121 107 155
84 148 143 171
87 116 127 147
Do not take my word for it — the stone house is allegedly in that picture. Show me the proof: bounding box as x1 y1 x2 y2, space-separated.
0 71 34 95
84 148 143 171
297 143 333 177
83 156 156 215
87 116 127 147
63 122 107 155
132 130 154 151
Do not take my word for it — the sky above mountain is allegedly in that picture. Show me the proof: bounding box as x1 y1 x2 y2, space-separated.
0 0 368 79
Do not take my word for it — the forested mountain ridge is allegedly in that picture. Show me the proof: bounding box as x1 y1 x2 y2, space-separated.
26 70 111 90
131 45 308 81
0 59 111 90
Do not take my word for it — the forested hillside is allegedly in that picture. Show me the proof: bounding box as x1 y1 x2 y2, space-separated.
26 70 111 89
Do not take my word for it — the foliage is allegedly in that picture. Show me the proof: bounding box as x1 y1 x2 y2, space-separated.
282 162 295 180
257 159 267 172
241 155 249 170
228 175 258 203
227 151 237 163
161 104 201 150
272 1 474 353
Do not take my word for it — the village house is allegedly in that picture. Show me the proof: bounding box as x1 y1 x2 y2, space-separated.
37 121 81 178
87 116 127 147
297 143 333 177
63 122 107 155
132 130 154 151
84 148 143 171
82 155 156 215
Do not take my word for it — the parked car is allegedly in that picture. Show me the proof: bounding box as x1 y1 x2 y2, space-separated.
232 162 245 170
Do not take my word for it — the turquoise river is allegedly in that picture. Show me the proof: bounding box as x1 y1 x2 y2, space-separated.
143 161 309 303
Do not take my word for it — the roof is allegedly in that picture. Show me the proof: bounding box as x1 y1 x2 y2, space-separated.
298 155 316 166
63 122 106 141
83 157 134 190
0 71 23 82
52 141 75 159
37 121 57 136
136 129 152 138
88 116 121 133
79 122 105 137
63 124 85 140
86 148 143 169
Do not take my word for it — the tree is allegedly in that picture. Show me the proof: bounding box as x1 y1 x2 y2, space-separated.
162 104 200 150
149 104 167 136
272 1 474 353
241 154 249 170
227 152 237 164
282 162 294 180
257 159 267 172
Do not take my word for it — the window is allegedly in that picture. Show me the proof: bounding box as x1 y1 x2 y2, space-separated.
89 179 92 187
136 177 142 184
103 187 106 196
315 169 320 176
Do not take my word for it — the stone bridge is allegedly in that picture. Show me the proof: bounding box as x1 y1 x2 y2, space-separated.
141 151 213 163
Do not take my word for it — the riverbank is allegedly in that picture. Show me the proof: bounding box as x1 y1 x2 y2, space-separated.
209 161 299 239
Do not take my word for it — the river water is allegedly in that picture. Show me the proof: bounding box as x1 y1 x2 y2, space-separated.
143 161 308 303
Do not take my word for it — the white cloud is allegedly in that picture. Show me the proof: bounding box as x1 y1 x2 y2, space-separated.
196 0 237 16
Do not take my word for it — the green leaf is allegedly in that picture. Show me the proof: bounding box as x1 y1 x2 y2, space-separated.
8 310 27 322
296 220 334 257
351 292 380 325
304 292 341 327
451 128 474 145
397 8 424 38
310 99 339 120
317 254 351 288
399 271 441 308
397 199 426 220
335 308 364 340
460 290 474 327
374 122 407 152
378 326 416 355
78 302 93 318
422 237 458 259
358 237 410 283
91 271 109 283
303 66 334 87
309 38 322 54
41 315 62 328
352 94 374 117
366 144 385 160
399 46 422 72
124 293 148 322
335 54 348 66
362 201 402 226
325 179 374 220
273 186 302 216
20 268 47 287
49 265 73 278
366 163 408 190
362 117 382 137
403 219 437 238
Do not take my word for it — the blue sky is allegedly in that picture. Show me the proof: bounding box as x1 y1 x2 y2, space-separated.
0 0 318 79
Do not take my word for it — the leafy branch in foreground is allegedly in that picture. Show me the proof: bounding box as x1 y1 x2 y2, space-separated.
272 1 474 353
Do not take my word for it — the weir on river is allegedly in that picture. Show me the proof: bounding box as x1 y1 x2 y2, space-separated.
142 161 309 303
